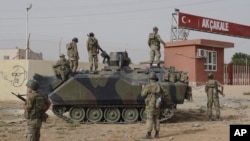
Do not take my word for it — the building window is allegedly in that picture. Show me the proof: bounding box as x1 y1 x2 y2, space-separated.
3 56 9 60
204 51 217 71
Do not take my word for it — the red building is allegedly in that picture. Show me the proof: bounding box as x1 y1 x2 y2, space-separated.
164 39 234 86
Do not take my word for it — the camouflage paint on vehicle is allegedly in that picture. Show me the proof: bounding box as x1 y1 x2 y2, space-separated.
34 51 191 123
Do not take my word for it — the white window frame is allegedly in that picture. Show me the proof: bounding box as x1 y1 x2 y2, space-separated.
204 50 217 71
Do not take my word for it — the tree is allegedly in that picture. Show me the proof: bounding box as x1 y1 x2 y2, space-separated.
231 52 250 65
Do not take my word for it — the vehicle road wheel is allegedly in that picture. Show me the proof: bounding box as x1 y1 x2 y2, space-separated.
140 108 147 121
104 108 120 123
122 108 138 123
86 107 103 123
69 107 85 122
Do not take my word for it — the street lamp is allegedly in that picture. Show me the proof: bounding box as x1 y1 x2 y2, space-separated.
26 3 32 59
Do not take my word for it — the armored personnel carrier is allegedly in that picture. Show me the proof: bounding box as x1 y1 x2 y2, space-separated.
35 51 191 123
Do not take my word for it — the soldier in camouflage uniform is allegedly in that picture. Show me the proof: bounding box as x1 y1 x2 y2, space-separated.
23 80 51 141
53 54 70 81
141 72 164 139
205 73 224 121
148 26 165 67
66 37 79 74
87 32 100 71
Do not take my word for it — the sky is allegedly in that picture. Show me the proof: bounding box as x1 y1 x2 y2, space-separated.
0 0 249 63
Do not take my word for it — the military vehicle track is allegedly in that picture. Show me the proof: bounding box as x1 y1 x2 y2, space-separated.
52 105 174 123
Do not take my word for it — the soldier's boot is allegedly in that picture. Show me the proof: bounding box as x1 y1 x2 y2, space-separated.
155 131 159 138
150 63 152 67
216 115 221 121
157 63 160 67
143 132 151 139
90 67 93 71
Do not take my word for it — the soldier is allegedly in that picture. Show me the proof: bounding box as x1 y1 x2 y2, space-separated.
66 37 79 74
141 72 164 139
205 73 224 121
148 26 165 67
53 54 70 81
87 32 100 71
23 80 51 141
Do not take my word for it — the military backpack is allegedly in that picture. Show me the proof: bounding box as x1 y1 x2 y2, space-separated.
32 95 50 122
66 43 72 50
206 80 218 95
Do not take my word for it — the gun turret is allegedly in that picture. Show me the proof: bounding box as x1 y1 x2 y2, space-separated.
109 52 131 69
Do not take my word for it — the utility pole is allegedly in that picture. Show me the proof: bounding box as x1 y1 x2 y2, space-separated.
59 37 62 55
26 4 32 59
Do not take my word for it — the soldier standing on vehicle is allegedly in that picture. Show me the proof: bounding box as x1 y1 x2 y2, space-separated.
87 32 100 71
66 37 79 74
23 80 51 141
141 72 164 139
205 73 224 121
53 54 70 81
148 26 165 67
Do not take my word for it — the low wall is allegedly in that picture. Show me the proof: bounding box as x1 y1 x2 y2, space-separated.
0 60 146 101
0 60 54 101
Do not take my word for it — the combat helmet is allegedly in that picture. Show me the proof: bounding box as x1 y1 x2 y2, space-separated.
153 26 158 30
59 53 65 58
72 37 78 43
208 73 214 79
89 32 94 37
26 80 39 90
149 72 158 81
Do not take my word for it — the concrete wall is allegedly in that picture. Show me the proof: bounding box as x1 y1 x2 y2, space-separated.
0 60 146 101
0 60 29 100
0 60 57 101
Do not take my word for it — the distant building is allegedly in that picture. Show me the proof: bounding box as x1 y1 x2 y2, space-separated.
0 48 43 60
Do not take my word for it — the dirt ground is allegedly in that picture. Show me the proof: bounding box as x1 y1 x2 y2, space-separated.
0 85 250 141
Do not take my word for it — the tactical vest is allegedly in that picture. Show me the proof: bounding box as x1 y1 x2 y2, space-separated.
61 59 69 70
145 83 162 109
67 42 78 58
25 94 49 120
88 37 98 54
66 43 72 50
149 33 160 46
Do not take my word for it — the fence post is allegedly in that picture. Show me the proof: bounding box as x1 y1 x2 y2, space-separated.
228 63 233 85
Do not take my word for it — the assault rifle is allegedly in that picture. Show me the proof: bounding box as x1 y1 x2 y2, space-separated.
11 92 26 102
217 90 225 97
98 46 110 65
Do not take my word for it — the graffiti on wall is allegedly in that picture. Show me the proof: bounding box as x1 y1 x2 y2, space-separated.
0 65 27 87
